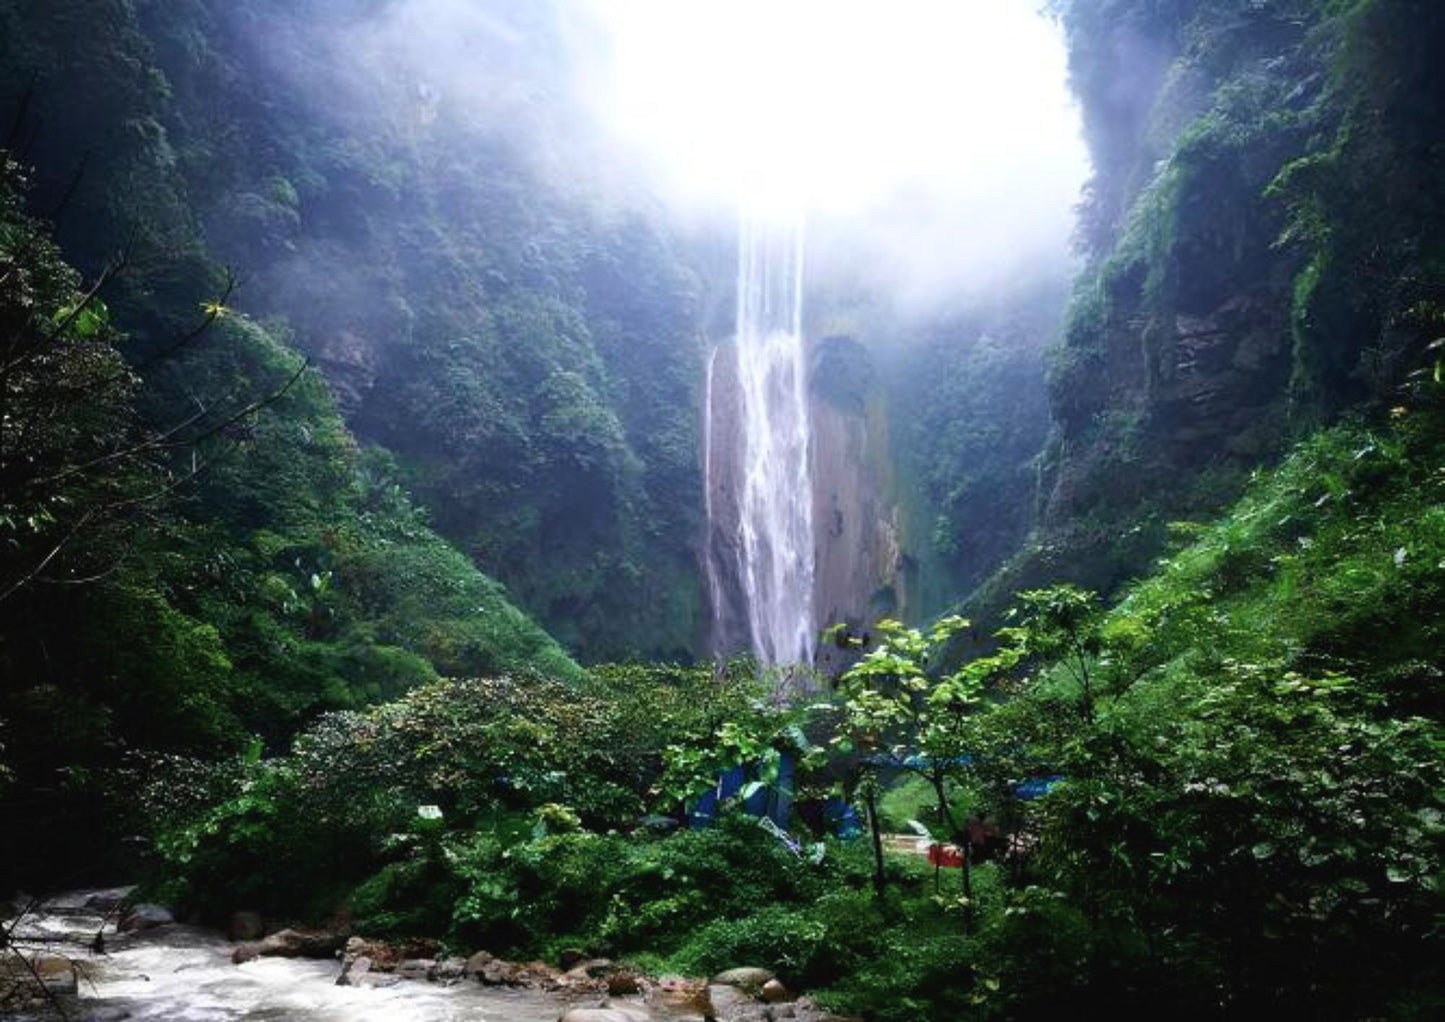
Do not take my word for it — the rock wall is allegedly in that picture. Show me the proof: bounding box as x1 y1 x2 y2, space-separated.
704 334 905 667
702 341 755 657
809 336 905 673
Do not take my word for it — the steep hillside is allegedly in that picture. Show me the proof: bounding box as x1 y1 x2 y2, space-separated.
1 0 713 663
0 3 578 889
980 0 1445 607
134 0 712 660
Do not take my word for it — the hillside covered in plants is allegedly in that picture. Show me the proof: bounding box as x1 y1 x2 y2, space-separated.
0 1 1441 1020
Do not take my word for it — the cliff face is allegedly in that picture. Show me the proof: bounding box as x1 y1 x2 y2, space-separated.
977 0 1445 607
701 341 753 658
125 0 712 662
810 337 904 653
702 332 904 666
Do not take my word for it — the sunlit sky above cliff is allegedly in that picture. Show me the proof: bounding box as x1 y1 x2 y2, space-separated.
585 0 1089 227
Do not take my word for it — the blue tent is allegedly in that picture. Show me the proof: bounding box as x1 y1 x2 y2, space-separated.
687 755 793 830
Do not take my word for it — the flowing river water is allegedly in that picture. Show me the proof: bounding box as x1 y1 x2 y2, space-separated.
1 893 614 1022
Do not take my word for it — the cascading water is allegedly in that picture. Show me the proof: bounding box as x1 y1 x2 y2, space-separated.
706 211 816 666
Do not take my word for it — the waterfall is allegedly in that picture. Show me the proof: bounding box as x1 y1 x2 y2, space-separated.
705 211 816 666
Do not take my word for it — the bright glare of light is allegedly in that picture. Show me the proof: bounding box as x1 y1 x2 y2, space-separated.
585 0 1087 221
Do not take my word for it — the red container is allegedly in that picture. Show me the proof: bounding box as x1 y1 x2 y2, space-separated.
927 843 965 868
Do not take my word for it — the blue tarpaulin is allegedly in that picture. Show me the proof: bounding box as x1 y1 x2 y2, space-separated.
1014 775 1066 800
687 754 822 834
823 798 863 839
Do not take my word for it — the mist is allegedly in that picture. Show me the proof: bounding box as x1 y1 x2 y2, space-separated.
588 0 1088 312
221 0 1088 317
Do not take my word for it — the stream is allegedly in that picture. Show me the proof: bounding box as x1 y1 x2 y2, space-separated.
1 892 620 1022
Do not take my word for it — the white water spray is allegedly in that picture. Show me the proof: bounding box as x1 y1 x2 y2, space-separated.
727 211 815 665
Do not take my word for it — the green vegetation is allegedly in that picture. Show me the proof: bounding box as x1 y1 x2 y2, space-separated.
0 134 574 888
142 392 1445 1015
1010 0 1445 608
132 0 709 661
0 1 1442 1019
884 276 1067 615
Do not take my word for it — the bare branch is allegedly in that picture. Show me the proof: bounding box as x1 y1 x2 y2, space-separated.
0 508 95 605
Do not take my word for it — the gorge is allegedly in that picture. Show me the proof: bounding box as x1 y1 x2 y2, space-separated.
1 1 1442 1019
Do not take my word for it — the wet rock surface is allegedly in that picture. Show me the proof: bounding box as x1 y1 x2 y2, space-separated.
231 926 347 963
117 904 173 932
3 895 858 1021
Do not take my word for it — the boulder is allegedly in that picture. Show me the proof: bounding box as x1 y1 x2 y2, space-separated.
118 904 173 932
433 957 467 983
558 1008 650 1022
335 955 372 986
711 967 775 995
707 983 754 1019
606 970 645 996
82 888 135 915
760 979 792 1003
263 927 345 958
463 950 494 976
395 959 435 981
233 927 345 963
228 911 264 942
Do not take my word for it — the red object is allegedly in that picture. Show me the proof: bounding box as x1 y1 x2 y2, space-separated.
927 842 965 868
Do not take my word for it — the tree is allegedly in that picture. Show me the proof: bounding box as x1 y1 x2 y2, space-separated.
831 615 1007 918
1001 585 1103 723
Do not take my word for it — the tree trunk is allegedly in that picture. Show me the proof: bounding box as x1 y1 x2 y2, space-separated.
929 772 973 932
864 788 886 897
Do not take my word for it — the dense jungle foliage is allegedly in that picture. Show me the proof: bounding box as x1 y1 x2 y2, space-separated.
976 0 1445 610
2 0 711 663
0 22 578 885
137 388 1444 1018
0 0 1442 1020
882 275 1068 616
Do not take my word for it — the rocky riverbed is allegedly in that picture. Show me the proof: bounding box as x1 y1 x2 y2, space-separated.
1 893 854 1022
